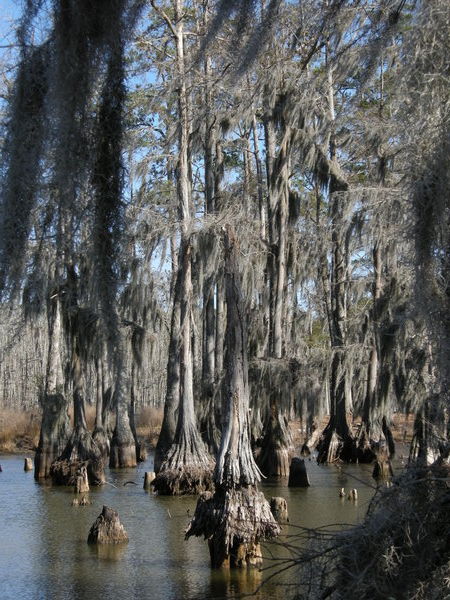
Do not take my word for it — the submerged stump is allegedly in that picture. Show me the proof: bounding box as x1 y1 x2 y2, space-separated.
270 497 289 524
87 505 128 544
24 457 33 471
288 457 310 487
372 447 394 484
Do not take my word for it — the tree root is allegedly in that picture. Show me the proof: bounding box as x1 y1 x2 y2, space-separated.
152 466 214 496
186 486 280 568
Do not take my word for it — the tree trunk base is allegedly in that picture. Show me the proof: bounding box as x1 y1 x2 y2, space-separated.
372 447 394 484
51 459 89 487
152 466 214 496
356 420 396 464
136 442 147 462
257 445 291 478
75 465 90 493
186 486 280 568
109 437 137 469
317 428 357 464
54 428 105 485
208 538 263 568
34 393 71 481
301 427 321 456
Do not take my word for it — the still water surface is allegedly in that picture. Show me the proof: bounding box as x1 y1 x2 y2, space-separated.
0 452 385 600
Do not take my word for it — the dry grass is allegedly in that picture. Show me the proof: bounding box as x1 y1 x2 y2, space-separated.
0 409 41 453
135 405 163 447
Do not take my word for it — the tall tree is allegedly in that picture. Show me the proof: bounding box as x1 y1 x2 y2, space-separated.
186 225 280 567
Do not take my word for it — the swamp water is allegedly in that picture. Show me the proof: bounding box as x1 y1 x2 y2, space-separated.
0 452 395 600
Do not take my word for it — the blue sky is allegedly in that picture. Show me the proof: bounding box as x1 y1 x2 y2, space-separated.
1 0 21 70
1 0 20 37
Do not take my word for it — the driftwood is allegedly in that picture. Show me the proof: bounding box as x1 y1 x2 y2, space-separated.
87 505 128 544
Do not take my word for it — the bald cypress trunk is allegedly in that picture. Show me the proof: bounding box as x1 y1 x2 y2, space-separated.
317 58 355 464
153 0 213 492
153 239 213 494
154 261 181 473
92 358 110 461
186 226 280 567
257 109 294 477
35 288 71 480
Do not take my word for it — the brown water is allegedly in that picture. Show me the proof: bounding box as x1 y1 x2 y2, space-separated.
0 452 394 600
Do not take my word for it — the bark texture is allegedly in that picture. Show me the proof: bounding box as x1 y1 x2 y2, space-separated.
34 393 71 480
87 505 128 544
186 227 280 568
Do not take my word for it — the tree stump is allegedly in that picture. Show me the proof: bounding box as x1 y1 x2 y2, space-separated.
75 465 89 494
270 497 289 523
372 447 394 484
347 488 358 501
24 458 33 471
143 471 155 489
87 506 128 544
288 457 310 487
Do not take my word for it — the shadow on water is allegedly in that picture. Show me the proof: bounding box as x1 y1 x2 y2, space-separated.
0 450 405 600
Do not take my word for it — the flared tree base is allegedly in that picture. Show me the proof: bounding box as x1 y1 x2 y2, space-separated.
152 466 214 495
356 419 396 464
52 428 105 484
256 412 294 478
34 393 72 481
186 486 280 568
257 446 291 478
317 428 358 464
109 438 137 468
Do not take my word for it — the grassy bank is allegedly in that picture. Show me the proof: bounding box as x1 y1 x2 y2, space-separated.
0 409 41 453
0 405 164 454
0 407 412 455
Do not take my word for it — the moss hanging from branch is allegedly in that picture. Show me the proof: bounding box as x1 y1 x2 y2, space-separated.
0 42 49 299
